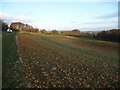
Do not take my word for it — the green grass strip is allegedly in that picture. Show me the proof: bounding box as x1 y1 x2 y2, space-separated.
40 37 118 62
2 32 21 88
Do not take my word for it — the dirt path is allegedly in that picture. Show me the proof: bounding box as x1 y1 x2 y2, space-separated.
17 33 119 88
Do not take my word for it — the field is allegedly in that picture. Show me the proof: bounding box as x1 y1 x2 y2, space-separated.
3 32 119 88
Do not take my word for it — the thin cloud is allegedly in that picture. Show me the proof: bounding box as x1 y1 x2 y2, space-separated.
0 12 34 24
69 21 77 23
0 12 13 22
0 0 119 2
82 21 117 25
79 24 118 31
95 12 118 19
16 15 33 22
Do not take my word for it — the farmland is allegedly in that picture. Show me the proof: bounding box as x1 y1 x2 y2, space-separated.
13 32 119 88
1 1 119 89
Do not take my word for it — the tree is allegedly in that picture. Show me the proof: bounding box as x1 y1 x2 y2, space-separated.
32 28 39 32
10 22 23 31
0 20 8 31
51 30 59 34
97 29 120 42
41 29 47 34
67 29 80 36
61 31 64 33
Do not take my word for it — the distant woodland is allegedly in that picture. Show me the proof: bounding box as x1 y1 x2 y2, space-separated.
1 20 120 42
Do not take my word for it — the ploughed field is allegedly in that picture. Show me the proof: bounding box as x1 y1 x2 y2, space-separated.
16 33 119 88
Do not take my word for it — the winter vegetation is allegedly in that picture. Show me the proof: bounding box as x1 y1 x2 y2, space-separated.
1 1 119 88
1 20 120 43
0 20 8 31
1 21 119 88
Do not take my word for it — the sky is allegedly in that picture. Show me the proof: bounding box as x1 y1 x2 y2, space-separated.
0 0 118 31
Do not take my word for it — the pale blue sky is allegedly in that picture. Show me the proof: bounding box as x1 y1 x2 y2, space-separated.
0 2 118 31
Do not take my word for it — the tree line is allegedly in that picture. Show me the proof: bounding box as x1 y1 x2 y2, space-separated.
10 22 39 32
1 20 119 42
97 29 120 42
1 20 39 32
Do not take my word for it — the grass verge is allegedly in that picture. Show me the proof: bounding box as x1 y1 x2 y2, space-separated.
2 31 23 88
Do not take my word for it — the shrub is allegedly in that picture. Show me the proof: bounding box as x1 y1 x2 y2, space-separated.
97 29 120 42
41 29 47 34
0 20 8 31
51 30 59 34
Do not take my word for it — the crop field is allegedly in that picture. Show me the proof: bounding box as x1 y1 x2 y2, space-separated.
13 32 119 88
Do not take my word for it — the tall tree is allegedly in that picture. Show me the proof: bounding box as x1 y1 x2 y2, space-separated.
0 20 8 31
